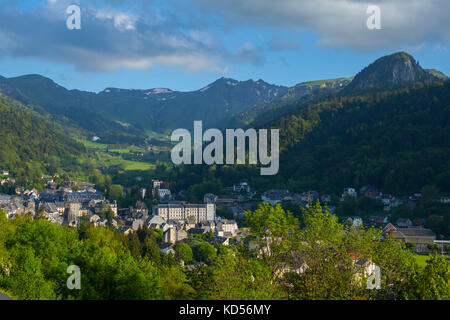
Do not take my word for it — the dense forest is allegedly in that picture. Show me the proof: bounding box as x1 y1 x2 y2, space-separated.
273 80 450 195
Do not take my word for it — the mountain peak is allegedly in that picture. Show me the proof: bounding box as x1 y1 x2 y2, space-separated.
345 52 436 91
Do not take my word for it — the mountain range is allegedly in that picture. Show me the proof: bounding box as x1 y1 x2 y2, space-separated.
0 51 449 193
1 52 444 143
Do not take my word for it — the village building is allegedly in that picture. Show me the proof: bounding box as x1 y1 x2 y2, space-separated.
383 224 436 253
153 203 216 223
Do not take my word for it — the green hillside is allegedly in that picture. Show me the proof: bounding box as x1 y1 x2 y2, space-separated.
0 94 87 184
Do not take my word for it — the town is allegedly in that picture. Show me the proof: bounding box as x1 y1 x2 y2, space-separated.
1 169 448 256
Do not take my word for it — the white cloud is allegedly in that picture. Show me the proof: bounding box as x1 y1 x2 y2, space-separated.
96 10 137 31
0 1 235 73
191 0 450 51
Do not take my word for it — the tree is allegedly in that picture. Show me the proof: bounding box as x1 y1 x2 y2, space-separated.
108 184 124 201
405 242 416 252
196 242 217 265
244 202 300 282
421 185 439 203
205 247 284 300
427 244 440 253
174 242 193 264
405 254 450 300
281 201 417 300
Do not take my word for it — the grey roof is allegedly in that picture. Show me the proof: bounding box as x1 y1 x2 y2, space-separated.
396 228 436 238
210 236 228 244
146 215 166 226
44 203 57 212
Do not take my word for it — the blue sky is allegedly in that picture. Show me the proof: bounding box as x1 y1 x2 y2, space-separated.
0 0 449 92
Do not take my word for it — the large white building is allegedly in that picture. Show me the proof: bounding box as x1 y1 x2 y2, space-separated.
153 203 216 223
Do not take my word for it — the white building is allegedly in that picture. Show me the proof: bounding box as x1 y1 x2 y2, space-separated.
153 203 216 223
157 188 172 200
342 188 357 199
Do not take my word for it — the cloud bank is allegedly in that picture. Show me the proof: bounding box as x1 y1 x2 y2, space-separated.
0 0 448 73
191 0 450 51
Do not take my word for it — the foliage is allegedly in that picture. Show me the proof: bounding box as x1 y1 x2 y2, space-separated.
174 243 194 264
0 216 193 300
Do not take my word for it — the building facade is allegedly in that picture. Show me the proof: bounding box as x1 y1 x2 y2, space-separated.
153 203 216 223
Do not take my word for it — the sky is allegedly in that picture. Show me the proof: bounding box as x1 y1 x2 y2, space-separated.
0 0 449 93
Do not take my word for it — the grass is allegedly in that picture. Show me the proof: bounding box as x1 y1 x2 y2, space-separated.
296 77 354 87
109 145 146 154
75 138 108 151
413 254 430 269
413 253 450 269
121 160 153 171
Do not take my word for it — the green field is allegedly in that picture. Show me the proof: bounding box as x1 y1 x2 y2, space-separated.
108 145 146 154
413 254 450 269
121 160 153 171
75 137 154 171
75 138 108 150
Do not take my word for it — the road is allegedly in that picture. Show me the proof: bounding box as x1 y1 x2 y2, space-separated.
0 291 12 300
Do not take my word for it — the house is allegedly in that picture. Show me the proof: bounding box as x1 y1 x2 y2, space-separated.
216 219 238 237
203 193 217 204
163 227 187 244
369 215 388 225
350 254 378 287
383 224 436 253
210 236 230 246
232 182 250 194
157 188 172 200
152 180 163 189
42 202 58 216
117 226 134 235
197 221 216 233
262 189 292 206
300 191 319 203
89 214 101 226
359 185 381 198
132 219 145 231
409 193 423 201
440 196 450 204
396 218 413 228
381 194 394 211
187 228 206 235
346 216 363 227
216 195 241 205
55 202 66 216
342 188 357 199
160 243 175 255
146 215 166 229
